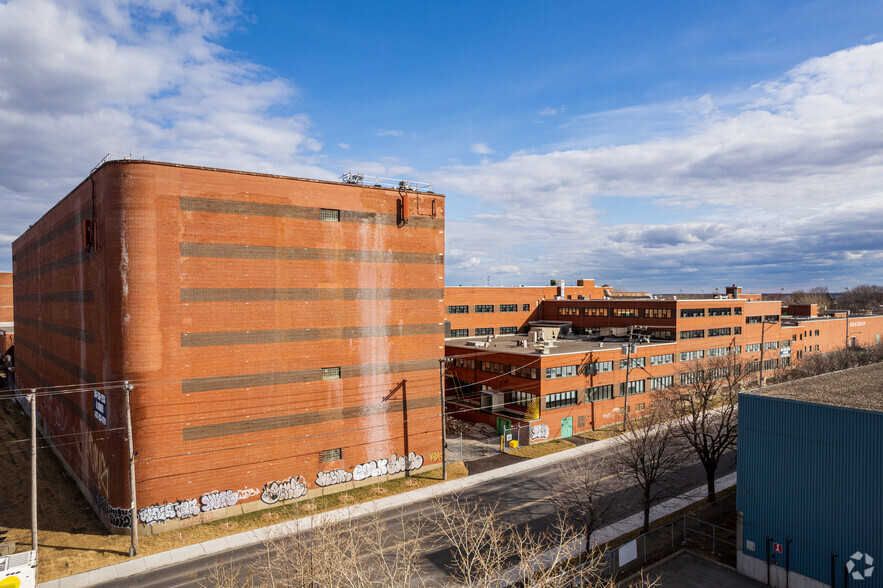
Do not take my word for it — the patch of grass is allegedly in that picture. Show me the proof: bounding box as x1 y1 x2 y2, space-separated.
508 439 576 458
576 428 620 441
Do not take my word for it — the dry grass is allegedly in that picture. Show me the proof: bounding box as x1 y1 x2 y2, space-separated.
508 439 576 458
0 397 469 582
576 428 621 441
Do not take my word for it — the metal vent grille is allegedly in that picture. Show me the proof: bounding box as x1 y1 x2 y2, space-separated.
320 208 340 222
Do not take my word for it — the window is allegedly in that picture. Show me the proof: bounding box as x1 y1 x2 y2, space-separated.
680 371 704 385
680 329 705 340
708 346 739 357
814 329 820 336
514 365 539 379
745 343 761 352
546 390 578 410
500 304 517 313
585 361 614 375
708 307 732 317
455 357 475 369
480 361 506 374
450 329 469 337
584 307 607 317
475 305 494 313
650 375 674 390
651 353 674 366
792 334 797 341
320 208 340 222
447 305 469 314
648 330 675 340
782 357 791 367
510 390 536 410
559 307 581 316
634 403 645 411
522 303 531 311
734 327 742 335
734 307 743 315
708 327 732 337
815 344 819 351
619 380 645 396
546 365 579 379
475 327 494 336
645 308 673 319
764 315 780 323
746 316 762 324
764 341 779 350
680 308 705 318
320 448 342 463
588 385 614 401
680 350 704 361
322 367 341 380
620 357 645 370
763 358 779 370
613 308 640 317
782 340 791 348
500 326 517 335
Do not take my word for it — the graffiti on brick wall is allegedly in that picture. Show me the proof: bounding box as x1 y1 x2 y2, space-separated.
261 476 308 504
87 431 110 498
316 452 424 487
530 424 549 442
92 487 132 529
138 498 200 526
200 489 240 512
238 487 261 500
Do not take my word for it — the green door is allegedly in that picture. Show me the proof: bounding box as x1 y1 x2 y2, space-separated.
496 417 512 435
560 417 573 438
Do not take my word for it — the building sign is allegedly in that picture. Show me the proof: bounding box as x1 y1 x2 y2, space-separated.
773 542 783 554
846 551 874 581
780 348 791 358
93 390 107 426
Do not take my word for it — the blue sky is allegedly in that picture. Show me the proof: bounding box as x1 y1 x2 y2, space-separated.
1 0 883 292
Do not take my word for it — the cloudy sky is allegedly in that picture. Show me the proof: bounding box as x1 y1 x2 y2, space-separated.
2 0 882 292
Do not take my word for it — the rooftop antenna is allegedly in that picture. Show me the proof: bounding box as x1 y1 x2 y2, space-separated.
487 275 490 288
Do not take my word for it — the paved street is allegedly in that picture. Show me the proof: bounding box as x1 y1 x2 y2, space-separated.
86 440 737 587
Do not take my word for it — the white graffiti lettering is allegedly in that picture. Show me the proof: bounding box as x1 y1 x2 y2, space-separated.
317 452 425 487
316 469 353 487
139 498 199 525
260 476 308 504
92 487 132 528
201 490 240 512
530 424 549 441
238 487 261 500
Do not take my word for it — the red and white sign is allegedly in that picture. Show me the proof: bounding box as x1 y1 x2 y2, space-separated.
773 542 783 554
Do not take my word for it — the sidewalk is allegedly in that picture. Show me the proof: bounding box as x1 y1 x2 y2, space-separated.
38 433 735 587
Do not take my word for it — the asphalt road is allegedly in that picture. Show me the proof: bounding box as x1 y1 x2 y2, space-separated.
91 443 737 587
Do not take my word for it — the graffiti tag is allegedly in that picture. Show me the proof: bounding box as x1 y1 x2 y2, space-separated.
201 489 240 512
316 452 425 487
316 469 353 487
139 498 200 525
260 476 308 504
530 424 549 441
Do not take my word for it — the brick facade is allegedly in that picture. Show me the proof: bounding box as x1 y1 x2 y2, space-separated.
12 160 445 533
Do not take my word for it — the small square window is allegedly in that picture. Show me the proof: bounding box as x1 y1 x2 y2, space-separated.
320 208 340 222
322 367 341 380
320 448 342 463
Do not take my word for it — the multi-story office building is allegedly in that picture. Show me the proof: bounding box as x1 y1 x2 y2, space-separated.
11 160 446 533
444 285 883 439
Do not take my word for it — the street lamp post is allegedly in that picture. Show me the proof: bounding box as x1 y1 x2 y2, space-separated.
622 327 637 430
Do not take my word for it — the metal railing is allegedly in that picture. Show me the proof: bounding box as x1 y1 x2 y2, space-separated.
339 171 433 192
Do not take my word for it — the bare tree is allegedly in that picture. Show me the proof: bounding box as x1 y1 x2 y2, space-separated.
612 408 684 533
664 353 746 502
549 453 612 545
784 286 834 311
838 284 883 314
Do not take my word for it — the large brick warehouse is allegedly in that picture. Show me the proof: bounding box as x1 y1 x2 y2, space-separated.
11 160 446 533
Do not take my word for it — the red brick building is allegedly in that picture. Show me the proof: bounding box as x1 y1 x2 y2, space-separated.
444 285 883 440
0 272 11 358
12 160 445 533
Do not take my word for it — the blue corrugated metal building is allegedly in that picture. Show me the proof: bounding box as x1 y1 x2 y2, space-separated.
737 363 883 587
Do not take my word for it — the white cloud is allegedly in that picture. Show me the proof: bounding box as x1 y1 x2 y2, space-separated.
376 129 404 137
435 42 883 291
0 0 333 261
539 106 565 116
337 142 350 150
471 142 494 155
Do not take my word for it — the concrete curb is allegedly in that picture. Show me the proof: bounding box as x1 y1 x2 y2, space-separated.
37 435 721 587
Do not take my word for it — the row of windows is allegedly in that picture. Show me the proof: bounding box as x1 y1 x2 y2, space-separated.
546 390 579 410
449 327 520 337
707 346 741 357
557 307 675 319
680 326 742 339
681 307 744 318
651 353 674 365
680 329 705 340
450 303 533 314
546 365 580 379
746 315 781 324
462 360 541 380
620 357 645 370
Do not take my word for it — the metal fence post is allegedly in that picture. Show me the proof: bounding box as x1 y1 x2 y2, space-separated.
713 524 716 553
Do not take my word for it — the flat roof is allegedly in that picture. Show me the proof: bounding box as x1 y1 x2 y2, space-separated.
445 333 673 357
744 362 883 413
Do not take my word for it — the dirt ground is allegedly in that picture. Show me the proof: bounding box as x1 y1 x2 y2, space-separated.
0 393 467 581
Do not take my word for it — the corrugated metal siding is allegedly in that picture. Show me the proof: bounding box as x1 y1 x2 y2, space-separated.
737 394 883 586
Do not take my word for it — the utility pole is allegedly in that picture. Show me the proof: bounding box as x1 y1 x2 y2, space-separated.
29 389 37 553
622 327 635 431
438 359 448 480
124 381 138 556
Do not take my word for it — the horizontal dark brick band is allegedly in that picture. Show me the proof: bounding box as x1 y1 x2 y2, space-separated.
14 204 93 261
180 196 443 229
182 358 438 394
183 394 439 441
181 323 443 347
16 359 96 432
181 288 444 303
15 336 97 384
14 290 95 304
15 251 89 281
180 242 443 265
15 316 95 344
